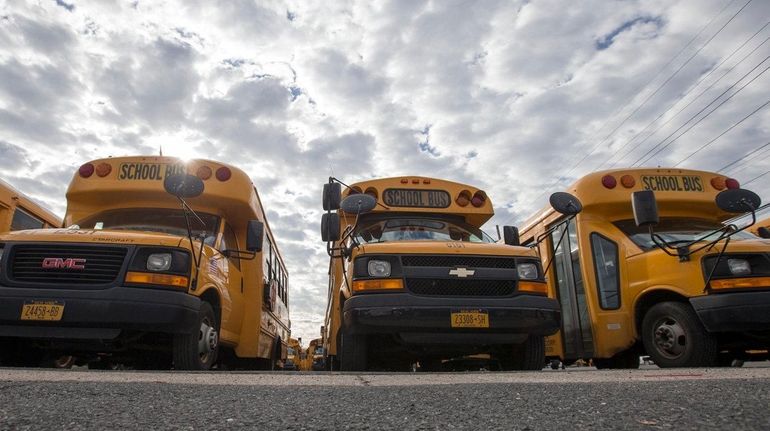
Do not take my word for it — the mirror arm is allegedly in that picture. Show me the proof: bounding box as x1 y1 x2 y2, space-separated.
542 220 570 276
702 236 731 293
223 250 257 261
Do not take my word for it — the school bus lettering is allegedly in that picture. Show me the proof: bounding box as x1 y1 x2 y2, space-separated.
641 175 703 192
118 163 186 181
382 188 451 208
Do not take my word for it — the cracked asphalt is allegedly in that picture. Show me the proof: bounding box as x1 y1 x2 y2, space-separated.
1 365 769 430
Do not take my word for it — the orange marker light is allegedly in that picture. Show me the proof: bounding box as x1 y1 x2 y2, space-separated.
710 277 770 290
620 175 635 188
196 165 212 180
711 177 726 190
518 281 548 294
352 279 404 292
456 190 471 207
95 163 112 177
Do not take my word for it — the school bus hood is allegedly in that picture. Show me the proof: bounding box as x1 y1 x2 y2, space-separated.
359 241 538 257
0 228 187 248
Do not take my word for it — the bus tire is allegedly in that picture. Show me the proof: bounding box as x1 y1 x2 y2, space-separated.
173 302 219 370
642 302 717 368
340 329 366 371
501 336 545 370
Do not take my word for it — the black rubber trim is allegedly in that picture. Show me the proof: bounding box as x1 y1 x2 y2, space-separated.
690 290 770 332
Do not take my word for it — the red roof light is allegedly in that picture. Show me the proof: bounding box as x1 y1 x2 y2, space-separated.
601 175 617 189
79 163 94 178
215 167 231 182
725 178 740 189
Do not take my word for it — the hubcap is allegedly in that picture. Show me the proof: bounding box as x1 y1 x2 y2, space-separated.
653 317 686 359
197 318 218 363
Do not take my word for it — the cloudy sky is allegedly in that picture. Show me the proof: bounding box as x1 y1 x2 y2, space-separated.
1 0 768 343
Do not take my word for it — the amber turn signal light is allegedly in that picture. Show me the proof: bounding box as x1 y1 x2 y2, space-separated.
352 279 404 292
125 271 189 288
709 277 770 290
518 281 548 294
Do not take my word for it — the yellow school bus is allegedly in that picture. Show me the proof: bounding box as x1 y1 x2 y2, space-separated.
520 168 769 368
320 176 561 371
285 337 302 370
302 337 326 371
0 179 61 231
0 156 290 370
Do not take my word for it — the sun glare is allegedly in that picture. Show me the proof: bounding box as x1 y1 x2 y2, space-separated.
145 134 201 162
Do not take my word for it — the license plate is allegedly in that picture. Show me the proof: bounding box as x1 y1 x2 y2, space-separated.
451 309 489 328
20 301 65 321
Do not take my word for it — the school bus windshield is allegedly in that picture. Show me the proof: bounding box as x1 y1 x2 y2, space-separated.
614 217 757 250
353 215 494 243
75 208 220 241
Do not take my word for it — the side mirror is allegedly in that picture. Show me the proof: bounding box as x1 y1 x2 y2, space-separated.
716 189 761 213
340 193 377 215
321 213 340 242
549 192 582 216
503 226 520 246
323 183 341 211
164 174 204 198
757 227 770 239
632 190 659 227
246 220 264 252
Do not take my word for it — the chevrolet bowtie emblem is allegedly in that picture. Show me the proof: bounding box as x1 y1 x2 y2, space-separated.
449 267 475 278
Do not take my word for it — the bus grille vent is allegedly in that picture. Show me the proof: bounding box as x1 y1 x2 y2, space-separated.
9 245 127 285
401 255 517 269
406 279 516 297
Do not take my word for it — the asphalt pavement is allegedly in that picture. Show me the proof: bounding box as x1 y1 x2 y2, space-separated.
1 366 769 430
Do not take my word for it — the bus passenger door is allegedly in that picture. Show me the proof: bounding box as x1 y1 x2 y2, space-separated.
550 218 594 361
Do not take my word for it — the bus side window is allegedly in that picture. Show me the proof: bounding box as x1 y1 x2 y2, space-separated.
11 208 44 231
220 222 241 271
590 233 620 310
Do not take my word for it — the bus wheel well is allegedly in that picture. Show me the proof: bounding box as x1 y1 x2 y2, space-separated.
635 290 689 335
199 289 221 327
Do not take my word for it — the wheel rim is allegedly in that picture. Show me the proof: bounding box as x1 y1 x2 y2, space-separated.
652 316 687 360
197 317 218 364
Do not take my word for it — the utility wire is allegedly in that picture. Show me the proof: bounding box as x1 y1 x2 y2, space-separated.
601 21 770 169
632 56 770 166
673 99 770 167
719 141 770 173
504 0 740 224
612 34 770 167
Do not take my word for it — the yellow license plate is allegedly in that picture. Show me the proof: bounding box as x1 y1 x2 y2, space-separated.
20 301 65 321
451 309 489 328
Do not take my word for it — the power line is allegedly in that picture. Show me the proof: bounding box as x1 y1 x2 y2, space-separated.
501 0 743 227
673 98 770 167
600 21 770 169
611 34 770 168
632 56 770 166
719 141 770 173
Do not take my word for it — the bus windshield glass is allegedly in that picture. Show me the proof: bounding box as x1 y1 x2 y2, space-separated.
614 218 757 250
354 216 494 243
76 208 220 243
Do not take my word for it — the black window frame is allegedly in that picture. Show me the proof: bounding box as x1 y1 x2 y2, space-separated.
590 232 621 310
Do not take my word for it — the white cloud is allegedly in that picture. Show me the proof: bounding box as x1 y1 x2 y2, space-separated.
1 0 769 343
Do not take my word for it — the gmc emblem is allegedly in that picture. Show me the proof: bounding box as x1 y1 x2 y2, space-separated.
42 258 86 270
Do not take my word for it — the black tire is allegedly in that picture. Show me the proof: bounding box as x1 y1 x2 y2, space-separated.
173 302 219 370
500 336 545 371
340 329 367 371
594 348 640 370
642 302 717 368
269 339 281 371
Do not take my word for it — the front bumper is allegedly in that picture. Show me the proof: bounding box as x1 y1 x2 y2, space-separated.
0 284 201 340
342 293 560 344
690 290 770 333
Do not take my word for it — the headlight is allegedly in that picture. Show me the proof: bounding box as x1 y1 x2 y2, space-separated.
517 262 539 280
147 253 172 271
367 260 391 277
727 258 751 276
